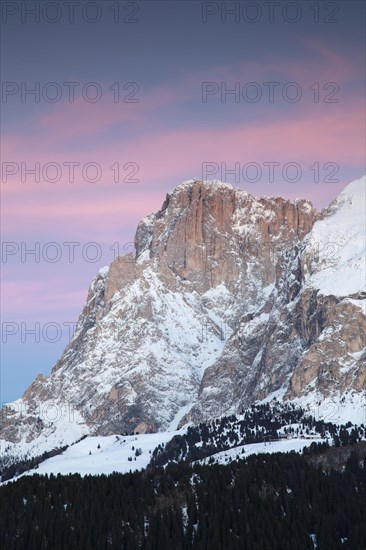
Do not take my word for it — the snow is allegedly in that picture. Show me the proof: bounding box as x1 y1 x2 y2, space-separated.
258 388 366 427
198 437 325 466
174 179 237 195
6 431 184 482
98 266 109 277
239 312 269 337
3 432 331 483
349 349 365 361
305 175 366 296
1 404 88 461
345 298 366 314
258 387 288 404
136 249 150 263
167 403 195 431
292 391 366 426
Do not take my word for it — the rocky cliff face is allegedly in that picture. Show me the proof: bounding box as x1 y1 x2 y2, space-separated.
1 177 365 457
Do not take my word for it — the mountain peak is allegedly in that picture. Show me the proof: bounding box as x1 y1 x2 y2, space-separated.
328 174 366 214
339 174 365 198
169 178 237 195
303 175 366 297
1 177 365 460
133 178 316 295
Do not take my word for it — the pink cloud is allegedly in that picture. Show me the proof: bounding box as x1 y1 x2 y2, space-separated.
16 40 357 142
2 39 363 248
91 102 365 182
2 101 364 234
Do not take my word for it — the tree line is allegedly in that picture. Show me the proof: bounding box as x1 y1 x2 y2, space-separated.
1 444 365 549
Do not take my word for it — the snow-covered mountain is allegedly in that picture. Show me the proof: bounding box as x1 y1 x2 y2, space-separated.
1 176 365 462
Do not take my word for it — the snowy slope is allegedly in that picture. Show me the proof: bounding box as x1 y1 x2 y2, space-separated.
14 437 324 480
260 389 366 426
3 400 365 481
2 433 327 482
198 438 325 466
304 175 366 296
4 431 184 482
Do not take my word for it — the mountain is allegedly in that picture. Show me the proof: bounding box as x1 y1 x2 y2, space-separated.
1 176 365 460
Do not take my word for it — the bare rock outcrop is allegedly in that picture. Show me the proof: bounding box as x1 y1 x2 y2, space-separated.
1 177 365 457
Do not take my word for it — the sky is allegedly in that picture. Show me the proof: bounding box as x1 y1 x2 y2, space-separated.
1 0 365 403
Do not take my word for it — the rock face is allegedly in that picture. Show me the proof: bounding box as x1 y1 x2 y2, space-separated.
1 177 365 457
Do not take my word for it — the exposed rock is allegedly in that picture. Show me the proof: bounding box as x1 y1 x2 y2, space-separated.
1 177 365 457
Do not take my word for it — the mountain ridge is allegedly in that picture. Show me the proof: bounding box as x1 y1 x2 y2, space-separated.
1 176 365 459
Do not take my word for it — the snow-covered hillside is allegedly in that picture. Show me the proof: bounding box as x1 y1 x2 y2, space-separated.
4 402 364 482
7 431 183 481
5 437 325 482
198 438 325 466
304 175 366 296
